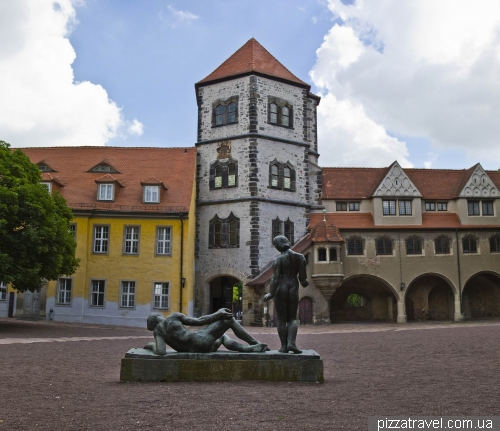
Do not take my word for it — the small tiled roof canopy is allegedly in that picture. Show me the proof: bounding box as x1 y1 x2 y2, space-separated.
196 38 319 101
18 146 196 214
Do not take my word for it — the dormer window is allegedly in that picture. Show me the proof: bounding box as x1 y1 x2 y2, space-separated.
91 164 117 173
98 183 114 201
144 185 160 203
38 164 53 172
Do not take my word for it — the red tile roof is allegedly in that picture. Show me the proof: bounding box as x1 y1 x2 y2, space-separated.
309 219 344 243
18 147 196 214
196 38 310 89
322 165 500 200
309 212 499 230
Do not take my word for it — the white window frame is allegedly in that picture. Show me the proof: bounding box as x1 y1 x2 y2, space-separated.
153 282 169 310
144 185 160 203
57 278 72 305
120 281 136 308
93 225 109 254
98 183 114 201
41 182 52 193
0 282 7 301
123 226 140 255
90 279 106 307
156 226 172 255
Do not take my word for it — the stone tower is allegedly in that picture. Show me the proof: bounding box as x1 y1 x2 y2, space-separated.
194 38 321 324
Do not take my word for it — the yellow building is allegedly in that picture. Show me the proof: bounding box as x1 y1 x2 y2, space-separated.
14 146 197 327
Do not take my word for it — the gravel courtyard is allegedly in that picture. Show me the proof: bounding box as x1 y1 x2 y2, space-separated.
1 318 499 431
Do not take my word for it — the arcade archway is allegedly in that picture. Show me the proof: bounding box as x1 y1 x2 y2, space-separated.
463 272 500 319
209 276 240 313
406 274 455 321
330 276 398 322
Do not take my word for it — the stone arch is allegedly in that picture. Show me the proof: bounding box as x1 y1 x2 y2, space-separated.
462 271 500 319
405 273 456 321
202 268 246 315
330 274 399 322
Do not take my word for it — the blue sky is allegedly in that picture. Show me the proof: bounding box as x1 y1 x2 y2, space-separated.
2 0 500 170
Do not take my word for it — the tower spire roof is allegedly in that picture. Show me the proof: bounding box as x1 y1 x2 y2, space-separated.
196 38 309 88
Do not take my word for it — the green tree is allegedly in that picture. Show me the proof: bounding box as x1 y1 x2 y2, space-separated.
0 141 79 292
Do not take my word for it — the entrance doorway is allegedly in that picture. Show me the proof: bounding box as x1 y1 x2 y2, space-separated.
209 276 240 314
299 297 313 324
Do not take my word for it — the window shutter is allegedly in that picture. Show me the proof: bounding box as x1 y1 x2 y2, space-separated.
209 163 215 190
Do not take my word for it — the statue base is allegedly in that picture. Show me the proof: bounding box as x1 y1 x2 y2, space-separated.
120 348 324 383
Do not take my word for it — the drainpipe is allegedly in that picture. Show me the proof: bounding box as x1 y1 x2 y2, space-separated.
179 214 185 314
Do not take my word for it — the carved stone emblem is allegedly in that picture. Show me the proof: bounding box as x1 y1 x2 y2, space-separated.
217 141 232 160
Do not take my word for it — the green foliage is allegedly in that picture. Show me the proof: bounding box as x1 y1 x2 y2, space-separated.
347 293 362 307
232 281 243 302
0 140 79 292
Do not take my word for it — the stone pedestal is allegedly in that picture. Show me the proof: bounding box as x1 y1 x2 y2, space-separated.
120 348 324 383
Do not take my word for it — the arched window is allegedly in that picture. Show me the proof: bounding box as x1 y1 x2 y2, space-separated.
435 236 450 254
282 106 289 127
272 218 281 239
330 248 337 261
490 235 500 253
212 97 239 126
347 237 363 255
271 164 279 187
215 105 224 126
269 103 278 124
269 161 295 191
463 236 478 254
406 236 422 255
209 213 240 249
210 160 238 190
376 237 393 255
318 248 327 262
271 217 294 245
283 219 294 244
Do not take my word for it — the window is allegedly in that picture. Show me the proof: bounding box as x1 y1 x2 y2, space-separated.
318 248 327 262
406 236 422 255
0 282 6 301
330 248 337 261
93 226 109 254
124 226 139 255
91 164 117 173
382 200 396 215
347 237 363 255
144 185 160 203
41 182 52 193
349 202 360 211
468 201 480 216
376 237 393 255
399 200 412 215
210 160 238 189
268 161 295 191
212 97 238 126
121 281 135 308
156 227 172 255
153 282 169 309
98 183 114 201
490 235 500 253
38 164 53 172
463 236 478 254
90 280 105 307
482 201 494 216
57 278 72 305
209 213 240 248
69 223 76 242
437 202 447 211
425 202 436 211
271 218 294 245
336 202 347 211
268 98 293 127
435 236 450 254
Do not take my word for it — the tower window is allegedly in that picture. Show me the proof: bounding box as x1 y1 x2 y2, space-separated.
212 97 239 127
210 160 238 189
268 97 293 128
268 161 295 191
318 248 327 262
209 213 240 249
271 218 294 245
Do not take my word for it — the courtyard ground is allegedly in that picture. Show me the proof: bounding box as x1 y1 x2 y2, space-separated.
0 318 499 431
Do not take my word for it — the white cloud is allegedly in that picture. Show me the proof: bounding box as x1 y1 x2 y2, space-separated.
311 0 500 168
0 0 137 148
162 5 199 28
128 119 144 136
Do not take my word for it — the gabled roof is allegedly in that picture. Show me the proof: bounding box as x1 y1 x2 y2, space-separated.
373 161 421 197
322 164 500 200
196 38 310 89
309 219 344 243
18 147 196 214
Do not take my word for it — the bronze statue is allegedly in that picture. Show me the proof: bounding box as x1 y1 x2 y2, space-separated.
263 235 309 353
144 308 269 355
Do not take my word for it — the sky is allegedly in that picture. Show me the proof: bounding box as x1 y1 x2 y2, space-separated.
1 0 500 170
